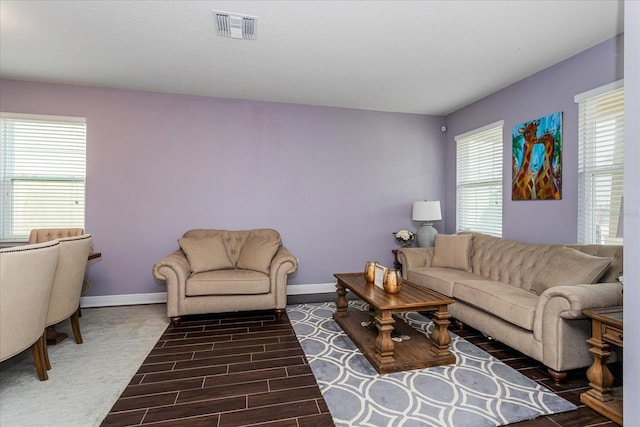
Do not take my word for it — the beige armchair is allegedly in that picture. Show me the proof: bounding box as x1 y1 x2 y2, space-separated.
0 241 60 381
153 229 298 324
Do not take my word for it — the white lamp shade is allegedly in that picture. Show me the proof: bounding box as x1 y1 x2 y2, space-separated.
412 201 442 222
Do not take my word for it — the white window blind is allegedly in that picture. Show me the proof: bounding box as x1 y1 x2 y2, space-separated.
0 113 86 242
576 84 624 244
456 121 503 237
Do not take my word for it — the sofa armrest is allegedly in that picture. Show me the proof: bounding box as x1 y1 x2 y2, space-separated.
153 250 191 316
533 282 623 339
397 248 434 278
269 246 299 309
532 282 623 371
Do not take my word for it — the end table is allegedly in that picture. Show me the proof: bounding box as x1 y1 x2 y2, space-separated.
580 306 623 425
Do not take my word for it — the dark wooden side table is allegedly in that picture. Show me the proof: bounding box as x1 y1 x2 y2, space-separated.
392 249 401 271
580 306 623 425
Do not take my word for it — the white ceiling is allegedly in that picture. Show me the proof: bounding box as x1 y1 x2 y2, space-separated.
0 1 624 115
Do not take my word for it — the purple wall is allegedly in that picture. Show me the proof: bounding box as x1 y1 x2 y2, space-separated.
0 80 446 295
444 35 624 243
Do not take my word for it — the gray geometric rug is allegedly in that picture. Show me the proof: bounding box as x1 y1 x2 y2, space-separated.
287 301 576 427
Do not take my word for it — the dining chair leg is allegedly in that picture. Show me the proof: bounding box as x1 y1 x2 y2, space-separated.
71 307 83 344
32 336 49 381
42 331 51 370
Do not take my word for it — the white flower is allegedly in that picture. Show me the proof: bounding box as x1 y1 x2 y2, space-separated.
395 230 413 241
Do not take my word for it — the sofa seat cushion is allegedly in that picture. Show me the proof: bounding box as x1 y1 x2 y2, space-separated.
186 269 270 296
452 280 539 331
407 267 480 297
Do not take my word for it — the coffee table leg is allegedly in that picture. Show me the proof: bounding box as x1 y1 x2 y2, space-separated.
430 304 452 357
335 281 348 317
374 310 395 364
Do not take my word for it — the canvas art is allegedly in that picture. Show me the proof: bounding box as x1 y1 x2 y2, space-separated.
512 112 562 200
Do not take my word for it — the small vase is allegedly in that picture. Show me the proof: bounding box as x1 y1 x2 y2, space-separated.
383 269 402 294
364 261 376 283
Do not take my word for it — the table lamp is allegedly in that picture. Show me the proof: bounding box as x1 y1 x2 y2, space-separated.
412 200 442 247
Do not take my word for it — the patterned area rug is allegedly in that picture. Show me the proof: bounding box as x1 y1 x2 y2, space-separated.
287 301 576 427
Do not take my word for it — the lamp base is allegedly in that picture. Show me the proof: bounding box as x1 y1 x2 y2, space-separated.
416 223 438 247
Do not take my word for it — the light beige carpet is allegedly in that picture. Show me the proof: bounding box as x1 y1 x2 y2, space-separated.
0 304 168 427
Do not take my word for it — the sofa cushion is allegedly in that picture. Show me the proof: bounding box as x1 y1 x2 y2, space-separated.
179 235 234 273
186 269 270 296
237 232 281 274
452 280 539 331
407 267 480 297
530 247 612 295
431 234 472 271
463 232 553 290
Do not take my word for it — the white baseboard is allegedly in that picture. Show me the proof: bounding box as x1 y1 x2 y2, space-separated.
286 283 336 295
80 283 337 308
80 292 167 308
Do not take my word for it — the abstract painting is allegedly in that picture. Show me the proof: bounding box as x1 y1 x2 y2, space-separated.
512 112 562 200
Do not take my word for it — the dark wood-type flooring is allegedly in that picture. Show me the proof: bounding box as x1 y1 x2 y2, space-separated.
101 310 333 427
102 308 622 427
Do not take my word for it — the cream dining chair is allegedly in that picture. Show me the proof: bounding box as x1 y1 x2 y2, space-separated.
0 241 60 380
28 228 87 344
41 234 93 370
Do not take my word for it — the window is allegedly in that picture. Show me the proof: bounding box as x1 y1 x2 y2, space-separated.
456 121 503 236
0 113 86 242
576 81 624 244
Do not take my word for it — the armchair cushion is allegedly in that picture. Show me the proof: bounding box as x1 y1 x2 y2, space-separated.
186 270 270 296
431 234 472 271
179 235 233 273
530 247 612 295
236 231 281 274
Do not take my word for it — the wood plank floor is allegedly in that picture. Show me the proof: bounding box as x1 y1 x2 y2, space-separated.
101 310 333 427
102 308 622 427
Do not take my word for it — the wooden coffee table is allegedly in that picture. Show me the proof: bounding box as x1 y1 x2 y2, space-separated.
333 272 456 374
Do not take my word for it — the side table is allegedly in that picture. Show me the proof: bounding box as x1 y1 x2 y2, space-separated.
392 249 401 272
580 306 623 425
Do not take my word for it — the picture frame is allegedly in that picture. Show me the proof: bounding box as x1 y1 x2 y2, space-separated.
512 112 563 200
374 263 387 289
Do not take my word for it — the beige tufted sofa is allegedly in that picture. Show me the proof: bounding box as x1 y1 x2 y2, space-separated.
153 229 298 324
398 231 623 383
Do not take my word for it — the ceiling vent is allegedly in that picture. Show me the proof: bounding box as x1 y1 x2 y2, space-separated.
214 11 257 40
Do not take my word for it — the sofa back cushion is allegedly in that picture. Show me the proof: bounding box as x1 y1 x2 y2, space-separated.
463 232 551 290
462 232 623 292
565 244 623 283
181 229 281 273
431 234 472 271
530 247 612 295
178 234 234 273
237 232 282 274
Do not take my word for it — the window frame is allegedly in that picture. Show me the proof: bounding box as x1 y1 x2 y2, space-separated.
575 81 624 245
455 121 504 237
0 113 87 243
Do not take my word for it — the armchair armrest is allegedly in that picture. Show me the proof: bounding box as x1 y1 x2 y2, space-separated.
270 246 298 275
533 282 623 339
153 250 191 283
397 248 434 278
153 250 191 317
269 246 298 309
